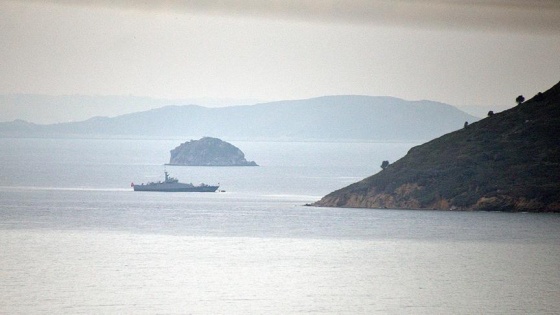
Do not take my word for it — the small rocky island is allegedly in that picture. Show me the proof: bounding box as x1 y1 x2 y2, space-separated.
313 81 560 212
168 137 258 166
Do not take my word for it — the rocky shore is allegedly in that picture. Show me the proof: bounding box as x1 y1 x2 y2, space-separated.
313 81 560 212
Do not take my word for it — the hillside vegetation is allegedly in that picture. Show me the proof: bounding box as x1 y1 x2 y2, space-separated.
168 137 257 166
313 81 560 212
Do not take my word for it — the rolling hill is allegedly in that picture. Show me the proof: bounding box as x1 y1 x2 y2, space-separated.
0 95 477 141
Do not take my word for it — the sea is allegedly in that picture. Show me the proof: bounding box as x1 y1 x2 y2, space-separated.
0 138 559 314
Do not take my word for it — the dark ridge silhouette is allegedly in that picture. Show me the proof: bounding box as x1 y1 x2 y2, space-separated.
313 81 560 212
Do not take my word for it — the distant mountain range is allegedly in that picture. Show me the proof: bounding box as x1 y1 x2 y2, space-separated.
0 95 478 141
313 81 560 212
0 94 260 124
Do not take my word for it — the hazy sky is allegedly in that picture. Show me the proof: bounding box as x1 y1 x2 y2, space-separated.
1 0 559 117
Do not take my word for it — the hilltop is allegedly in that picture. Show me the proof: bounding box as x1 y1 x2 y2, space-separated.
168 137 257 166
0 95 477 141
313 81 560 212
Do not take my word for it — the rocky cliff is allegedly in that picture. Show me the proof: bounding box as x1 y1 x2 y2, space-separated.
313 81 560 212
169 137 258 166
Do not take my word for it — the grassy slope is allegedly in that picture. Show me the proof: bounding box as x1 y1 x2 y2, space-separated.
314 81 560 212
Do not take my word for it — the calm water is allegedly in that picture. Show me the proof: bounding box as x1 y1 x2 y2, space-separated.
0 138 559 314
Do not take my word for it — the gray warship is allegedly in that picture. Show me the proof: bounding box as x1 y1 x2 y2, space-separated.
132 171 219 192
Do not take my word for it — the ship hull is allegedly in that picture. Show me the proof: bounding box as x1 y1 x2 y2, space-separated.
133 183 219 192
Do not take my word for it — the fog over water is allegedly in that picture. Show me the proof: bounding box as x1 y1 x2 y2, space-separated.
0 138 559 313
1 1 559 313
1 0 559 122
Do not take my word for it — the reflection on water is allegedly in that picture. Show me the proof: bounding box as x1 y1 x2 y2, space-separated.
2 229 559 314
